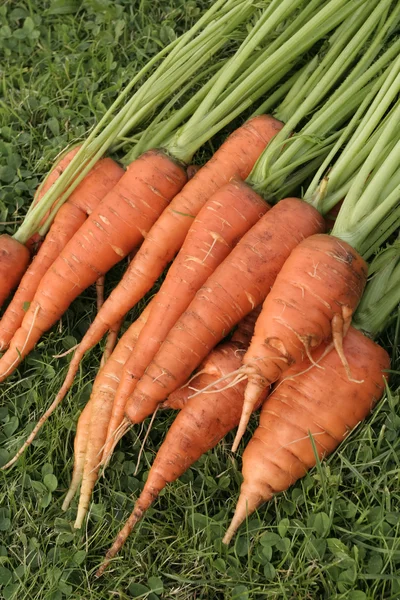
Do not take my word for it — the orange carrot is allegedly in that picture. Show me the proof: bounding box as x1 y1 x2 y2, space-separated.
0 158 124 351
223 326 390 543
25 146 82 254
98 177 270 435
232 233 367 451
49 116 283 402
96 309 264 577
0 236 31 309
0 149 187 384
124 197 325 427
72 301 153 529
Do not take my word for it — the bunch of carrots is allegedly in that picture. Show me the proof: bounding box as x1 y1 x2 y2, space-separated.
1 0 399 578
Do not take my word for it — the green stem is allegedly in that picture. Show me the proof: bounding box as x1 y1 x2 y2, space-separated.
167 0 364 163
250 0 391 190
353 239 400 337
332 100 400 244
14 0 252 243
311 49 400 205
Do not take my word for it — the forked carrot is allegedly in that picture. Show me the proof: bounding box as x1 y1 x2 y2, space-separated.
223 326 390 543
96 309 264 576
231 233 367 451
123 198 325 426
0 158 124 351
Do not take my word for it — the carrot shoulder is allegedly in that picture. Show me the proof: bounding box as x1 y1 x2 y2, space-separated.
0 158 124 351
124 197 325 425
0 150 186 382
223 326 390 543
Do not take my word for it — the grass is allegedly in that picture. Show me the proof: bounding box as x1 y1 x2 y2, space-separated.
0 1 400 599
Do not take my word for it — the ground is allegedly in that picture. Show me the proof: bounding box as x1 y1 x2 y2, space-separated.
0 1 399 599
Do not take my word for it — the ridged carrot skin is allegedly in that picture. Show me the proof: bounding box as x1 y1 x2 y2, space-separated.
233 233 368 450
54 116 284 387
0 158 124 351
223 327 390 544
96 309 263 577
106 178 269 427
0 150 187 382
124 198 325 425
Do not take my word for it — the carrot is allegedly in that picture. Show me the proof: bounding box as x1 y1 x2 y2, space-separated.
96 309 263 577
89 176 271 435
0 150 187 384
72 301 154 529
223 326 390 543
231 233 367 451
44 116 283 411
0 236 31 309
124 198 325 427
0 158 124 351
25 146 82 254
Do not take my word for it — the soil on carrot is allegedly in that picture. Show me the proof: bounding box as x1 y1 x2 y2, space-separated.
0 1 399 599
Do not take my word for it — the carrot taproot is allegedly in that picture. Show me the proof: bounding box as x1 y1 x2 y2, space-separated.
72 301 154 528
48 116 283 407
223 326 390 543
231 233 367 451
61 399 93 512
0 158 124 351
95 176 270 436
96 309 263 577
123 197 325 427
0 149 187 385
